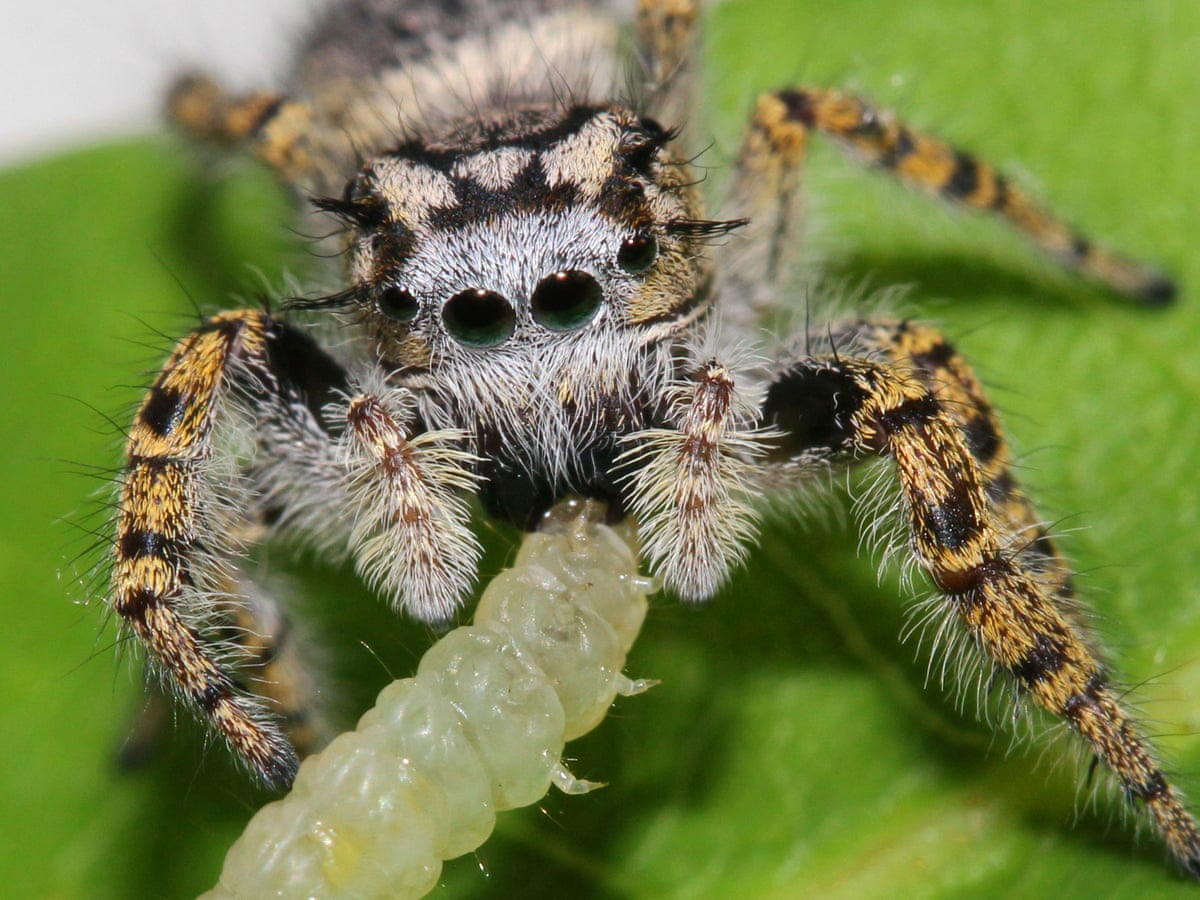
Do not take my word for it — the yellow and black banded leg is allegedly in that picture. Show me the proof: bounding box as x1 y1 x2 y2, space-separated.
216 572 333 760
167 74 317 186
620 360 765 601
634 0 701 130
733 88 1174 304
847 319 1087 635
761 345 1200 878
116 572 333 770
718 86 811 328
111 309 348 788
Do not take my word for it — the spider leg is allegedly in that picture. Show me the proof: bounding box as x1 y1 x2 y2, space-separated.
112 310 347 787
761 323 1200 877
619 358 766 601
167 75 318 187
842 318 1094 643
633 0 700 129
214 569 333 759
116 567 333 770
719 88 1174 313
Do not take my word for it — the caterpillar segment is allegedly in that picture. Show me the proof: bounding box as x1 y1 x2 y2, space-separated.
202 500 656 900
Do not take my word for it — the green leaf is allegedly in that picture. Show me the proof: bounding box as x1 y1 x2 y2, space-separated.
3 1 1196 897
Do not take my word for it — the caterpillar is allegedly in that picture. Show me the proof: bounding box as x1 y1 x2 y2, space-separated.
202 500 655 899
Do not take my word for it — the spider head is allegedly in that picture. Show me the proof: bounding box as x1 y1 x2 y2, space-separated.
310 105 740 371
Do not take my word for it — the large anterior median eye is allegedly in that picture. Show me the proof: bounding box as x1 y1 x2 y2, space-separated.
531 270 603 331
442 289 516 347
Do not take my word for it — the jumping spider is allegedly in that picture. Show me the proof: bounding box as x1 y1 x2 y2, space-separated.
108 0 1198 881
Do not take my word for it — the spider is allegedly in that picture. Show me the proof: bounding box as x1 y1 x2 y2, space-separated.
106 0 1198 883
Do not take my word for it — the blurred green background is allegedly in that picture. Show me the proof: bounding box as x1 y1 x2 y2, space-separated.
2 1 1197 897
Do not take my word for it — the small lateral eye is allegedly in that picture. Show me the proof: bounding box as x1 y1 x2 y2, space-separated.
378 285 419 322
617 233 658 274
443 289 516 348
531 270 603 331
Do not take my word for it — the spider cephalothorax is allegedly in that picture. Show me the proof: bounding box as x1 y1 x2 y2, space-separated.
306 105 738 528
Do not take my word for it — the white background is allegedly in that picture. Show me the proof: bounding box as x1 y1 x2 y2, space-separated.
0 0 322 166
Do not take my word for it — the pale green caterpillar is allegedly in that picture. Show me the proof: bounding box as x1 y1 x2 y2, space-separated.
203 500 655 899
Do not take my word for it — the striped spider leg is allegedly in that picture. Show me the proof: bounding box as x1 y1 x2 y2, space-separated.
702 76 1196 875
111 309 480 787
756 321 1200 876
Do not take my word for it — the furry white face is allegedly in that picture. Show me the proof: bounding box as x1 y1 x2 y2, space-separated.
377 204 653 356
305 104 740 522
316 105 732 373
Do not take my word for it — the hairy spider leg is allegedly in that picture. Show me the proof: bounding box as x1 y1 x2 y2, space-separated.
341 392 482 624
118 570 334 768
166 1 699 192
634 0 700 131
167 75 322 187
761 329 1200 878
850 319 1094 643
112 310 348 787
721 88 1175 316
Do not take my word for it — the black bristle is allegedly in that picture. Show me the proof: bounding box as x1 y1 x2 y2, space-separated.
665 217 749 240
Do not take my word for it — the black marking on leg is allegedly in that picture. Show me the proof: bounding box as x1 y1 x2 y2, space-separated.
263 319 351 429
196 680 232 713
1063 673 1106 724
990 173 1010 210
247 97 285 137
985 470 1017 505
937 555 1012 597
761 365 866 461
199 315 247 344
877 394 942 436
1011 632 1068 686
1131 770 1169 803
139 386 188 437
909 338 956 372
942 151 980 199
963 415 1002 466
1030 531 1059 560
119 528 187 562
915 484 981 552
1133 273 1178 307
116 586 162 620
879 127 916 169
778 89 816 127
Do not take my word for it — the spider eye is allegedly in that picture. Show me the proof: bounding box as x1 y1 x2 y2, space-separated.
617 234 658 274
531 270 603 331
443 289 515 347
378 286 419 322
